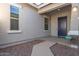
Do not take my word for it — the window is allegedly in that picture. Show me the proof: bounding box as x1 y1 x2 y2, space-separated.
44 18 48 30
10 5 19 30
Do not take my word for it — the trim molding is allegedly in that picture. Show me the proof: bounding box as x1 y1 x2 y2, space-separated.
0 38 34 49
0 36 47 49
33 3 43 6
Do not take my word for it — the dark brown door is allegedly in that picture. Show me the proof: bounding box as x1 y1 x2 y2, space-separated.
58 16 67 36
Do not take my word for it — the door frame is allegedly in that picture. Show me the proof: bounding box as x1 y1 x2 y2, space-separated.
58 16 67 37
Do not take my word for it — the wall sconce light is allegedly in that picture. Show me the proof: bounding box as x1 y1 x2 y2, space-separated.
77 17 79 19
72 6 78 12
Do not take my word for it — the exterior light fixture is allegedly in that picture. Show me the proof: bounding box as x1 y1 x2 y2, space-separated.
72 6 78 12
57 9 61 11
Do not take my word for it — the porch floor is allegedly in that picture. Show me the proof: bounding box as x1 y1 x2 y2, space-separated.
0 36 79 56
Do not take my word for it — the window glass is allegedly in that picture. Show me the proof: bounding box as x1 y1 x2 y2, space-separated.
10 5 19 30
44 18 48 30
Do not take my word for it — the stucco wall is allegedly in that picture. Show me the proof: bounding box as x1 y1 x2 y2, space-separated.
51 5 71 36
70 4 79 31
0 3 50 45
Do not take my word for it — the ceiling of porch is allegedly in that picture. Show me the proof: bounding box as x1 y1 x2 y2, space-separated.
28 3 71 14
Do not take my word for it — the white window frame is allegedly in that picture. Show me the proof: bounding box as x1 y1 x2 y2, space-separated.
44 17 49 31
8 4 21 34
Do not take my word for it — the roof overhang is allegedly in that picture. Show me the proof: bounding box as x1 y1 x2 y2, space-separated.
29 3 49 9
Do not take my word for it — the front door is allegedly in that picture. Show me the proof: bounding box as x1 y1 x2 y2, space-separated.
58 16 67 36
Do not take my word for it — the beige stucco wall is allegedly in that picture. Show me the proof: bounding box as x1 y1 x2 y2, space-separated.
70 4 79 31
51 5 71 36
68 3 79 35
0 3 50 45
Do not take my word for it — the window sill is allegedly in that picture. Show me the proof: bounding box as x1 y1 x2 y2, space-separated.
8 30 22 34
44 30 49 31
